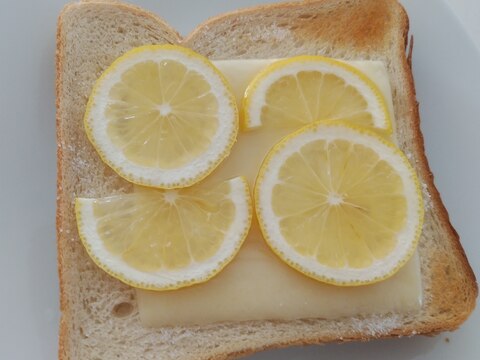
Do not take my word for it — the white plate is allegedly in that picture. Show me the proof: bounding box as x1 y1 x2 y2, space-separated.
0 0 478 359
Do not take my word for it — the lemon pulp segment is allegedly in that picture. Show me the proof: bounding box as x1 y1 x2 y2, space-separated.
106 59 219 169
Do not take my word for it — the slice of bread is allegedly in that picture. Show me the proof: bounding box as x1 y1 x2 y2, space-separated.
56 0 477 359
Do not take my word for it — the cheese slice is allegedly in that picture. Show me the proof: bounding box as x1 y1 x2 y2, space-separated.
136 59 422 327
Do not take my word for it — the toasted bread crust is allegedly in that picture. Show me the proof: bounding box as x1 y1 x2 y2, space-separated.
56 1 477 359
56 2 182 359
395 0 477 326
398 28 478 327
185 0 396 51
55 3 68 357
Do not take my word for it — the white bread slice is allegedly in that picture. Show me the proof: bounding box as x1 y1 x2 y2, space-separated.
56 0 478 359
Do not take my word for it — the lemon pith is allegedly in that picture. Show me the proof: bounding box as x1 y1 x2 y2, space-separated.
255 121 423 286
243 56 391 133
84 45 238 189
75 177 252 290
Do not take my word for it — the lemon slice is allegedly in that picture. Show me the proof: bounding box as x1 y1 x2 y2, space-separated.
84 45 238 189
255 121 423 286
75 177 252 290
244 56 391 133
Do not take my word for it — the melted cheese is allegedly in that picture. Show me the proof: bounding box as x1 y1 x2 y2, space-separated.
136 59 422 327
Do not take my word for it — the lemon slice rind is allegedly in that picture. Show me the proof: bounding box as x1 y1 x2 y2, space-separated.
255 121 423 286
75 177 252 290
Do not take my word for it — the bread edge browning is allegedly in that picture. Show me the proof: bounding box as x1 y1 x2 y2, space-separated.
397 13 478 327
